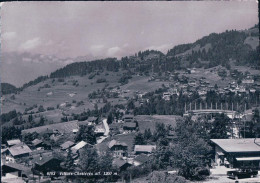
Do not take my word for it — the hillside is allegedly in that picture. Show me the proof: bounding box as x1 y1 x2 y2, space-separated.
1 83 19 95
167 26 259 68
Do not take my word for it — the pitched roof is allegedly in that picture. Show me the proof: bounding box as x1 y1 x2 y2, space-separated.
210 138 260 153
32 139 43 146
108 140 128 149
134 154 150 164
134 145 156 153
33 154 59 166
7 139 21 146
71 141 88 151
112 158 130 168
123 122 136 128
60 141 75 150
2 162 30 172
9 144 32 157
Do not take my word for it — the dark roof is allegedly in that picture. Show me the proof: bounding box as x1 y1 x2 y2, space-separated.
33 154 60 166
2 162 30 172
134 154 150 164
112 158 130 168
88 117 98 122
123 122 136 128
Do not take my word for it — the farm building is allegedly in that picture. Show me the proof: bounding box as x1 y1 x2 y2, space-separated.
134 145 156 154
210 138 260 169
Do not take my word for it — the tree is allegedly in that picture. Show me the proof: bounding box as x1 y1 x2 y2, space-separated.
107 112 113 124
210 113 231 139
64 148 74 171
170 118 211 180
134 133 146 145
75 125 96 145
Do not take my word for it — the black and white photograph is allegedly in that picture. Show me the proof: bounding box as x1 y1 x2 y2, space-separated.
0 1 259 183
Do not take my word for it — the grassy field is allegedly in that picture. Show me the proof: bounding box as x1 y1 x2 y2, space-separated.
136 115 183 133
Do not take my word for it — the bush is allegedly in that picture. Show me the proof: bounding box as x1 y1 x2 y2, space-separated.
96 78 107 83
58 78 65 82
47 107 55 111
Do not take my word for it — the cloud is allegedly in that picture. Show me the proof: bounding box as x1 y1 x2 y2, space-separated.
107 46 121 57
2 32 17 40
90 45 105 56
19 37 41 51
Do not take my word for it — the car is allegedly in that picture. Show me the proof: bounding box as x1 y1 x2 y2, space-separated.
227 169 258 179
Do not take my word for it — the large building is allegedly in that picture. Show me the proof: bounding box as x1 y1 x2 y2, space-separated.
210 138 260 169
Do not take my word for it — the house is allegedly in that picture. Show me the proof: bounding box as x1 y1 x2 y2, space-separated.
112 158 132 172
2 162 31 181
210 138 260 169
7 139 22 147
60 141 75 150
88 117 98 123
7 144 32 160
123 122 136 131
163 92 171 101
108 140 128 157
123 115 134 123
94 126 105 137
134 145 156 154
33 154 62 173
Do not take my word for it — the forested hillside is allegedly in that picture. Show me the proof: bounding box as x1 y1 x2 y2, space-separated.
1 83 19 95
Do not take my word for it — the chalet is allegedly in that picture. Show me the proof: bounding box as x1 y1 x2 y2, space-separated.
108 140 128 157
7 144 32 160
7 139 22 147
123 122 136 131
123 115 134 123
33 154 62 173
163 92 171 101
60 141 75 150
112 158 132 172
210 138 260 169
134 145 156 155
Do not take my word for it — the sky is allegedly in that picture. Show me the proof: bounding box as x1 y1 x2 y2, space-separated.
1 1 258 60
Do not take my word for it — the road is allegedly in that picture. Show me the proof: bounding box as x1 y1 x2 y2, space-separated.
97 118 110 144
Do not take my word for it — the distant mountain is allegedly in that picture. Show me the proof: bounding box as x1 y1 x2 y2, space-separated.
1 83 18 95
1 52 95 87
